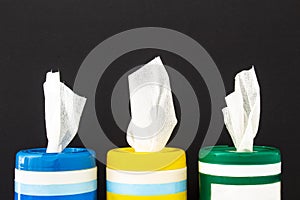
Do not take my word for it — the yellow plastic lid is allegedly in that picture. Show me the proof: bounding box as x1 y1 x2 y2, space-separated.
107 147 186 171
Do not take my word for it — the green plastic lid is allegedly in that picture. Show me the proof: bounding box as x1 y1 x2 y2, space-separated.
199 146 281 165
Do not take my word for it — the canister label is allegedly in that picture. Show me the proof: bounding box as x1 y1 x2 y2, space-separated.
15 167 97 199
211 182 280 200
107 167 187 199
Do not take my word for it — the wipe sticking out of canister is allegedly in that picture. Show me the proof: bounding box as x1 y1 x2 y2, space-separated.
107 57 186 200
127 56 177 152
222 67 260 152
15 71 97 200
43 71 86 153
198 67 281 200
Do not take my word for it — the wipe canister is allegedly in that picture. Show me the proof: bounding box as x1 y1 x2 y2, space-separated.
106 147 187 200
199 146 281 200
107 57 185 199
15 148 97 199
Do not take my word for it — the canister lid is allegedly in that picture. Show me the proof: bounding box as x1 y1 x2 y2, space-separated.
107 147 186 171
16 148 96 171
199 145 281 165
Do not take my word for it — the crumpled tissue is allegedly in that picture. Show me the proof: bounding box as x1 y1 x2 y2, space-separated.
222 67 260 152
43 71 86 153
127 57 177 152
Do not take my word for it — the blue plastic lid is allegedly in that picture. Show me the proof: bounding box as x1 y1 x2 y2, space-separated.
15 148 96 171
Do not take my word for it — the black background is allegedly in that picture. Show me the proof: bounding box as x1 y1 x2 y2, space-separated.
1 0 299 199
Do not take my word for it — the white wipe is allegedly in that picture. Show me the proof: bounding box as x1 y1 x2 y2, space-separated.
43 71 86 153
222 67 260 152
127 57 177 152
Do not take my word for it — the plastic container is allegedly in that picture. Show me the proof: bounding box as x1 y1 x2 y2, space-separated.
198 145 281 200
106 147 187 200
15 148 97 199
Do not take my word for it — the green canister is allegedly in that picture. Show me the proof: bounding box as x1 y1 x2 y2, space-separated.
199 146 281 200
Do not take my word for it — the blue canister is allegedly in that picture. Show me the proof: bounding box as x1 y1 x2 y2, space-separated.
14 148 97 199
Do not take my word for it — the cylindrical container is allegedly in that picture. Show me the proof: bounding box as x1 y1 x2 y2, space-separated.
106 147 187 200
199 146 281 200
15 148 97 200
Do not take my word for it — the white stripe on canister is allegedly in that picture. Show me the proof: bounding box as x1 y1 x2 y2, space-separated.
15 167 97 185
199 162 281 177
211 182 281 200
106 167 187 184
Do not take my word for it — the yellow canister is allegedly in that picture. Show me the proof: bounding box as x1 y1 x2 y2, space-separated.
106 147 187 200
